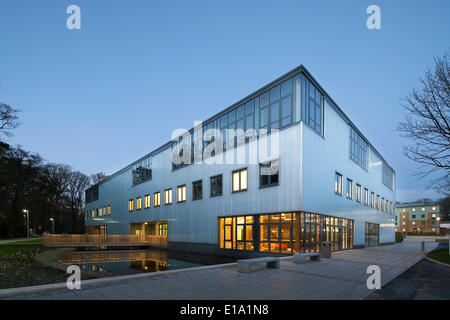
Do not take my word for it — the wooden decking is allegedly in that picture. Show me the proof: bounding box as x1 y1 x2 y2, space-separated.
43 234 167 248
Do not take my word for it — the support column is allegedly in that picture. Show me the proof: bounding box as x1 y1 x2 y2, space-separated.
294 212 301 253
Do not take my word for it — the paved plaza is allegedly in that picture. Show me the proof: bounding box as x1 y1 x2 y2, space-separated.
0 241 439 300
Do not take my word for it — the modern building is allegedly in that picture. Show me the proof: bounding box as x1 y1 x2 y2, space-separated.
395 201 441 234
84 65 396 256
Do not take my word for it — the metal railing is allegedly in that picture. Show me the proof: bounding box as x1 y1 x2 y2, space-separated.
43 234 167 248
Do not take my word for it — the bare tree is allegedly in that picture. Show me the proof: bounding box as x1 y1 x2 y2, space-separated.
91 172 108 184
66 171 90 233
0 103 21 138
398 50 450 194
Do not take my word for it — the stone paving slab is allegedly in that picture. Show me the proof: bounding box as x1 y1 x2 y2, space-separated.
0 241 438 300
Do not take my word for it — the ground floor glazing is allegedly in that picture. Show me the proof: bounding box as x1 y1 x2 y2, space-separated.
218 212 354 254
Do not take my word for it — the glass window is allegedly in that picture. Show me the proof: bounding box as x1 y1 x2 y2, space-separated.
382 163 394 190
144 195 150 209
232 168 247 192
131 156 152 186
335 172 343 195
371 192 375 208
301 74 323 135
154 192 160 207
107 205 111 215
260 106 269 129
210 175 223 197
177 185 186 202
260 159 279 187
245 100 254 115
245 114 254 131
192 180 202 200
346 179 353 199
364 188 369 206
349 127 368 170
260 91 269 107
128 199 134 212
281 78 292 97
236 105 244 120
270 85 280 103
164 189 172 205
356 184 361 203
270 103 280 130
136 197 142 210
281 97 292 127
228 109 236 124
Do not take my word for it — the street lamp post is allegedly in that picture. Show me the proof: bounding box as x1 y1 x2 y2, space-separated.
50 218 55 234
22 209 29 238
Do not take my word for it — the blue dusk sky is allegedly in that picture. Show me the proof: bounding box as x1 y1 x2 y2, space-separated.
0 0 449 201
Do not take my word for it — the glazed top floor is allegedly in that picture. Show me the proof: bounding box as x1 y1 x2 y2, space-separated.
90 65 395 189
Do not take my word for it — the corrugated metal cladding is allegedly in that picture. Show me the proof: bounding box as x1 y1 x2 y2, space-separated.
85 67 395 249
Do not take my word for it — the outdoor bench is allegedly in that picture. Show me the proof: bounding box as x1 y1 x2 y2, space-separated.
293 252 321 264
237 257 280 273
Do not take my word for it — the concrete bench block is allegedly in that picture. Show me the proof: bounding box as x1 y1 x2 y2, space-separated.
237 257 280 273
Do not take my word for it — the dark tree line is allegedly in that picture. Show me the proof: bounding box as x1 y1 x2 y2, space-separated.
0 103 98 238
0 142 91 237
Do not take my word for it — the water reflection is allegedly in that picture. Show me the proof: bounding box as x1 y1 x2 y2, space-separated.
57 250 202 275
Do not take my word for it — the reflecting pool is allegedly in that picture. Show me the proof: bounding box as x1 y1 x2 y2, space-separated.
57 249 234 275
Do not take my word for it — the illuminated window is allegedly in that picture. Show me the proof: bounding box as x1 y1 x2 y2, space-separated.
421 207 425 211
432 207 436 210
334 172 343 195
144 195 151 209
91 209 95 218
136 197 142 210
164 189 173 205
177 185 186 202
128 199 134 212
232 168 247 192
356 184 361 203
154 192 160 207
99 208 103 216
107 205 111 215
159 223 167 236
412 208 416 212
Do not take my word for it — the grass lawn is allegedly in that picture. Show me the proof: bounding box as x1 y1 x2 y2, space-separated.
0 244 42 255
427 248 450 265
11 238 43 245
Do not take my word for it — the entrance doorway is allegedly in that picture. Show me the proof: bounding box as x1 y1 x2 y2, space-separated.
365 222 379 247
130 221 167 237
